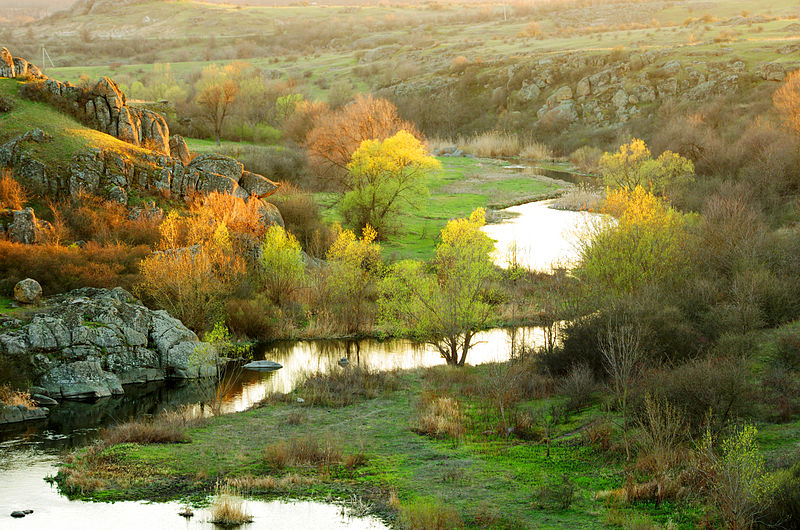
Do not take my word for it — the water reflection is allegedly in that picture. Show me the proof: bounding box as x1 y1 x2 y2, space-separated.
482 199 602 272
218 326 545 414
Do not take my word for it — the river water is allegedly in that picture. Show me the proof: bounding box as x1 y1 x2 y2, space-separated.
0 197 595 528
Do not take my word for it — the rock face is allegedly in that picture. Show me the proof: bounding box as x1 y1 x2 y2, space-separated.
0 404 47 424
14 278 42 304
5 207 52 244
0 48 280 203
0 287 216 400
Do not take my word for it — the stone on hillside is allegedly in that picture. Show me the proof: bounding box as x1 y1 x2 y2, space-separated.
612 89 628 108
107 185 127 204
554 86 573 102
14 278 42 305
197 172 237 194
257 199 285 228
239 171 278 198
169 135 191 164
8 208 36 244
68 151 103 194
188 154 244 182
12 57 28 78
518 82 540 102
663 60 681 75
758 62 786 81
576 77 591 97
138 109 170 155
0 48 15 77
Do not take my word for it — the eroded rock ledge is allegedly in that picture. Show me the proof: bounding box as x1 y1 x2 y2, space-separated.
0 287 216 400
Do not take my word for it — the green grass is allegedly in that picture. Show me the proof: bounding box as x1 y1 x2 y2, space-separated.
318 157 567 261
55 365 684 528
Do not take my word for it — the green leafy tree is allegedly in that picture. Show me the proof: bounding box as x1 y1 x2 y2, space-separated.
380 209 496 366
325 224 382 335
258 225 307 305
341 130 439 239
599 138 694 195
578 186 694 297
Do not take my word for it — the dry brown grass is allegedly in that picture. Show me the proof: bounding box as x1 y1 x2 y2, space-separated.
520 140 553 160
0 384 36 408
210 483 253 526
101 406 204 445
264 434 343 470
550 188 603 211
413 393 466 441
458 131 520 157
0 170 28 210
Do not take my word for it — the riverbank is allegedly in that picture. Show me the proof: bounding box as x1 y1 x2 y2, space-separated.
50 362 704 529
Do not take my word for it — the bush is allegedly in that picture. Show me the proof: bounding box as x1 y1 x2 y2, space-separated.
0 94 13 113
569 146 603 173
642 356 755 432
266 184 333 257
218 145 310 186
210 484 253 526
534 474 578 511
264 434 342 470
774 329 800 370
0 240 149 296
763 460 800 528
101 407 203 445
258 225 306 304
293 365 398 407
0 170 27 210
225 295 279 340
557 363 595 412
0 384 35 408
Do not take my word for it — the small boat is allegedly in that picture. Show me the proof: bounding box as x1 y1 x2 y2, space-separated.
243 360 283 371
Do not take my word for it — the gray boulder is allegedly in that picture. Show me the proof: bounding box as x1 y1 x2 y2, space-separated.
239 171 279 198
0 287 216 400
14 278 42 304
188 154 244 182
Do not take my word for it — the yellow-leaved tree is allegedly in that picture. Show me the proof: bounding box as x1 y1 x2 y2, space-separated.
599 139 694 195
324 224 382 335
578 186 694 297
379 208 496 366
341 130 439 239
137 208 246 333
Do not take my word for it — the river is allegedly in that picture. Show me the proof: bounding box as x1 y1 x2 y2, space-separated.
0 197 597 528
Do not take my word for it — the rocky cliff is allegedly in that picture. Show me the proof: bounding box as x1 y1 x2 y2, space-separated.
0 47 279 202
0 287 216 400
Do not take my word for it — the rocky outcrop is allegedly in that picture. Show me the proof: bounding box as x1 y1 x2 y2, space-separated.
0 48 280 203
1 404 47 424
0 287 216 400
3 207 52 244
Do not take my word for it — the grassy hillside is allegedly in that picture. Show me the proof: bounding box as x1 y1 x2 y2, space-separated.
0 78 155 172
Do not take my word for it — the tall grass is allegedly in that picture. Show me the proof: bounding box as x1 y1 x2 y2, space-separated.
400 498 463 530
451 131 553 159
210 483 253 526
413 393 465 441
290 365 399 407
101 406 204 445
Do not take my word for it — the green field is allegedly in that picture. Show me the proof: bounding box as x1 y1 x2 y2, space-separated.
57 359 800 528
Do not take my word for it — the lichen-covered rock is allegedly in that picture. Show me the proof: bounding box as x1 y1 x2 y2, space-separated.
257 199 285 228
0 287 216 400
240 171 279 198
0 47 15 77
188 154 244 182
169 135 191 165
14 278 42 304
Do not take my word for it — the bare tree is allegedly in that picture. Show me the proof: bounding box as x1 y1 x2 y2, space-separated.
599 317 643 460
197 80 239 146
